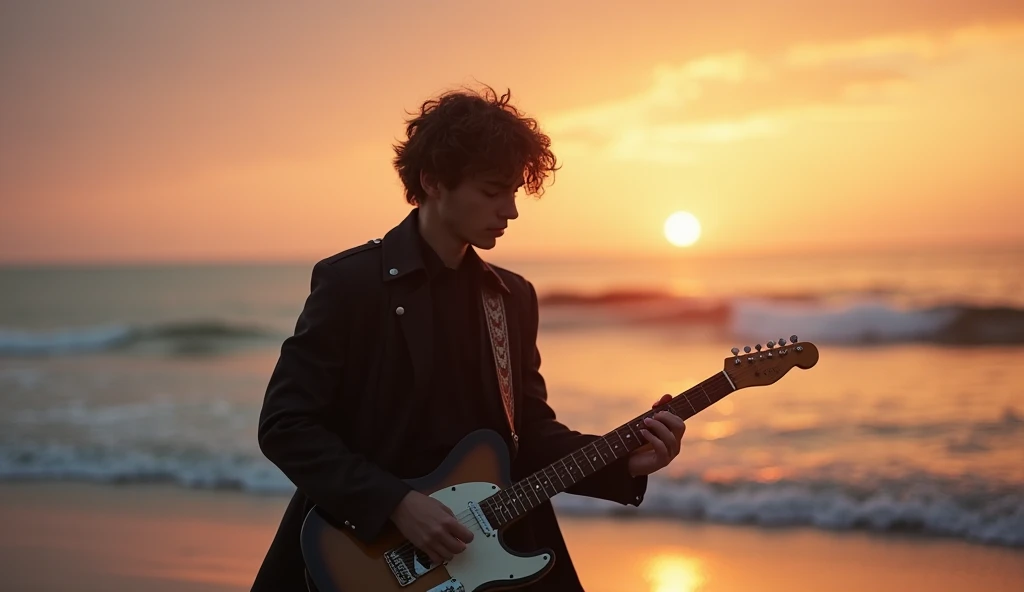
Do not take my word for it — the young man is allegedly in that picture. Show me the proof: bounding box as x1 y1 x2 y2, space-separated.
253 86 686 591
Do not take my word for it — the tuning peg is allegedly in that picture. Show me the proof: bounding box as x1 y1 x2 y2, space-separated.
743 346 751 353
779 338 787 346
755 344 762 352
731 347 739 356
767 340 775 348
791 335 798 343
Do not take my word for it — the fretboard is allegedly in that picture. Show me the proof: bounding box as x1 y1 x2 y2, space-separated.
479 371 735 529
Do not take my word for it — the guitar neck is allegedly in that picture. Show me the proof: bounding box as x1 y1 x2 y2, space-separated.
479 371 736 529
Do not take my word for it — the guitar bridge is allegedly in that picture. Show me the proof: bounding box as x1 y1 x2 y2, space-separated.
385 542 443 586
384 548 414 586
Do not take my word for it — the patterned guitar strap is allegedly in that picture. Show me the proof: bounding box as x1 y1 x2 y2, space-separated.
481 288 518 452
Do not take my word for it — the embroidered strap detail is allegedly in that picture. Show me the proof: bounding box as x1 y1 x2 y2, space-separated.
482 289 516 445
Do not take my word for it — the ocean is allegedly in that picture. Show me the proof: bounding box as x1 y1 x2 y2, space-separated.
1 247 1022 548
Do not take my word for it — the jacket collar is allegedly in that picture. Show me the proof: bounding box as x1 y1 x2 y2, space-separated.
380 208 510 294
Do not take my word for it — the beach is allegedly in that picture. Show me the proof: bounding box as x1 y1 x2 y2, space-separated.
2 482 1021 592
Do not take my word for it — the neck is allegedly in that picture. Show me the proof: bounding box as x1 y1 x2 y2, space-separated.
479 371 736 530
417 206 467 268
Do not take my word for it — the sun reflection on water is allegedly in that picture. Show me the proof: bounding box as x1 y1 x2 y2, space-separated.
644 554 705 592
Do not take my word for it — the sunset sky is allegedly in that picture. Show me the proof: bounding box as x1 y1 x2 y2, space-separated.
2 1 1022 264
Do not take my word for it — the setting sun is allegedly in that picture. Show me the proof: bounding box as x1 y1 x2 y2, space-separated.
664 211 702 247
645 554 705 592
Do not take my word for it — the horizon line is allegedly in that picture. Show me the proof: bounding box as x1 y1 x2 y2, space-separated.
2 239 1022 269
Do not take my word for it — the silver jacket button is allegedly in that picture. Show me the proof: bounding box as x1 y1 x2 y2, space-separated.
395 306 405 316
389 268 398 276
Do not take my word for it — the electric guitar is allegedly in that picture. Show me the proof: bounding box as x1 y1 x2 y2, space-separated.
301 337 818 591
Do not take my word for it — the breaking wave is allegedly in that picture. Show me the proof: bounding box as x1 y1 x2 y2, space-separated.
0 320 280 356
1 441 1019 547
539 291 1024 345
554 476 1024 547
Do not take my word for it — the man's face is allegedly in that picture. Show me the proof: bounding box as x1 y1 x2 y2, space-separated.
435 172 522 250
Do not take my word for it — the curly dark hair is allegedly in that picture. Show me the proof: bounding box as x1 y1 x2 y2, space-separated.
392 85 559 205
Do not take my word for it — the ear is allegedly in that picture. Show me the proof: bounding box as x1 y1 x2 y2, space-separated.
419 170 443 201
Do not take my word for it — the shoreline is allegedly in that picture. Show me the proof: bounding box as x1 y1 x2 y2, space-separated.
1 482 1021 591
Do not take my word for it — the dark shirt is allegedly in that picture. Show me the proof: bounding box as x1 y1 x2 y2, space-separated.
406 235 506 475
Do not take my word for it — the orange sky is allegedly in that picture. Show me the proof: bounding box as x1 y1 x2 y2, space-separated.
2 1 1023 264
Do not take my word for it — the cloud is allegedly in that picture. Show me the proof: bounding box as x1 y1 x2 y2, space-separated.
546 23 1024 164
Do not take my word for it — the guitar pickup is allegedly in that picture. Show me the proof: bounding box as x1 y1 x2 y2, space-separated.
468 501 495 537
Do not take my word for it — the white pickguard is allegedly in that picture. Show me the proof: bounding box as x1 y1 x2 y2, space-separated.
430 482 551 591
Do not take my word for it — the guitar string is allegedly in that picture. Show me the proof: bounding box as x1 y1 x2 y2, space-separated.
387 393 702 567
388 427 654 568
387 387 720 569
387 432 646 566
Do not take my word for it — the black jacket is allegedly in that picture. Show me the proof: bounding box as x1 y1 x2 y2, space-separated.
253 209 647 591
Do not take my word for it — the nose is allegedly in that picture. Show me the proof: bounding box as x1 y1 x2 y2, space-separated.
499 195 519 221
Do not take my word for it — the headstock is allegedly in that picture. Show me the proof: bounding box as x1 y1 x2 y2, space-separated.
725 335 818 389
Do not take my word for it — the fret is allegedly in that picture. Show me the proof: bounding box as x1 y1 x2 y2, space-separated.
528 473 544 503
520 481 538 510
546 466 558 493
508 486 527 515
553 459 571 488
491 492 506 522
492 496 513 524
572 453 587 476
699 383 715 407
575 449 595 474
566 452 580 477
481 500 500 527
577 453 591 475
562 457 577 484
597 437 617 463
528 474 548 504
630 417 648 439
542 467 559 496
508 485 524 514
514 486 529 513
501 490 522 519
497 498 512 524
611 429 627 456
620 424 639 449
547 463 567 490
494 497 513 527
561 457 579 486
680 392 698 415
634 418 647 442
522 483 535 510
587 442 606 469
533 470 551 500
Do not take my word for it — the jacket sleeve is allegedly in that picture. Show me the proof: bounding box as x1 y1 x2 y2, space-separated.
258 260 410 542
513 281 647 507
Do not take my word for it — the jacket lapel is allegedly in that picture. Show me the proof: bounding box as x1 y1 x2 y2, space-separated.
380 210 433 395
392 279 432 395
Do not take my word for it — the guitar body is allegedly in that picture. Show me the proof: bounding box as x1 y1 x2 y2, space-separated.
301 429 554 592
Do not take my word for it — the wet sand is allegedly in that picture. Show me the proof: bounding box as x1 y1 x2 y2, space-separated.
1 482 1021 591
